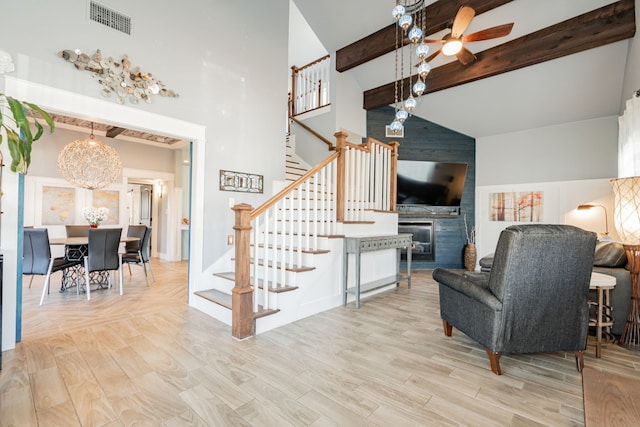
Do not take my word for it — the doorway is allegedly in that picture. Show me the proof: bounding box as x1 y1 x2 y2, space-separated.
2 77 206 349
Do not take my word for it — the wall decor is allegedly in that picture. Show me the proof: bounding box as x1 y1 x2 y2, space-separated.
219 170 263 193
490 191 543 222
57 48 179 105
42 186 76 225
92 189 120 225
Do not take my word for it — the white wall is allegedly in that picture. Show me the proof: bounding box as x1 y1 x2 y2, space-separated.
475 115 620 264
476 116 618 186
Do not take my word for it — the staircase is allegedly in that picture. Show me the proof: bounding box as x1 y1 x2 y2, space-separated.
193 131 400 339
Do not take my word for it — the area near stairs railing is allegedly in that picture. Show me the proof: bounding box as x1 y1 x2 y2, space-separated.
290 54 331 117
230 131 398 339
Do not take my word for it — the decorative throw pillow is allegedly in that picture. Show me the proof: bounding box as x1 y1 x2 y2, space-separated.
593 241 628 268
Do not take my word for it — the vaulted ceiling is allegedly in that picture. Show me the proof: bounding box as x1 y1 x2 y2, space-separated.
292 0 636 138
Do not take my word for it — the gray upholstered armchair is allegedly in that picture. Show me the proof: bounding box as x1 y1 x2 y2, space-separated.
433 224 597 375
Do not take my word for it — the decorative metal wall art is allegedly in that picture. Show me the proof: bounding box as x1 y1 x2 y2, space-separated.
57 48 178 105
220 170 263 193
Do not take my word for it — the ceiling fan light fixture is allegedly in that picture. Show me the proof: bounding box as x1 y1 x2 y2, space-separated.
442 38 463 56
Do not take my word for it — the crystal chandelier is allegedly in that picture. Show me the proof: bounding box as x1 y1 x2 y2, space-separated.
389 0 431 135
57 123 122 190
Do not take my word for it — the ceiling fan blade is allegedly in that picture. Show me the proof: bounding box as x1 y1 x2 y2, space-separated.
423 39 446 44
424 48 443 64
462 23 514 43
456 47 476 65
451 6 475 39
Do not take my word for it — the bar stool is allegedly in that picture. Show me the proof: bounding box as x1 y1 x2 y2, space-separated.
589 272 617 357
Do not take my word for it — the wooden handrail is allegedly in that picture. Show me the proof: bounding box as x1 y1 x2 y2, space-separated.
290 117 335 151
250 151 339 220
293 54 330 73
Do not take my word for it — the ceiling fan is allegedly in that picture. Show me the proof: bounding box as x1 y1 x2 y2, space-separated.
423 6 514 65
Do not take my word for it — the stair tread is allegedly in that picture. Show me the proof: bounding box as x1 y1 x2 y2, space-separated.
254 244 330 255
194 289 231 309
213 272 299 293
194 289 281 319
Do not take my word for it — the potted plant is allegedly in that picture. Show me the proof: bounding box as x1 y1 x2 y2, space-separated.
0 93 55 174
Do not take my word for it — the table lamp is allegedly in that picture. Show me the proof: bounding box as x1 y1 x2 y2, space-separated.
611 177 640 350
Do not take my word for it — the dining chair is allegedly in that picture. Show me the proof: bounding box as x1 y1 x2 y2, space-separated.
23 228 82 306
83 228 123 300
122 225 155 284
65 225 90 237
65 224 91 261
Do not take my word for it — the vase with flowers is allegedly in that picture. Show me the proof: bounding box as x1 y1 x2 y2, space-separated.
83 206 109 228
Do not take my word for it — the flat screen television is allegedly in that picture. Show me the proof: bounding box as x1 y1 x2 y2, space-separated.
396 160 468 207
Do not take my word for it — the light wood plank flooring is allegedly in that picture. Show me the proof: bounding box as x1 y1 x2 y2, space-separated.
2 261 640 426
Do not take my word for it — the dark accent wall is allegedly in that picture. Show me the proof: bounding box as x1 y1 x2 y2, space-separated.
367 106 476 269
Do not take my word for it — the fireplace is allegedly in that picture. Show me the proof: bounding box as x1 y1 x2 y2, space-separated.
399 220 434 262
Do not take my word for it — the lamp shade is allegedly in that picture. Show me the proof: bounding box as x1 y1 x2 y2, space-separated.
611 177 640 244
57 136 122 190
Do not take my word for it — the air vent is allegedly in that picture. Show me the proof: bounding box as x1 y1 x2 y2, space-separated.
89 1 131 35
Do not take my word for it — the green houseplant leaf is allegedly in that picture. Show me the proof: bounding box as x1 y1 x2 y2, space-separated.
0 93 55 174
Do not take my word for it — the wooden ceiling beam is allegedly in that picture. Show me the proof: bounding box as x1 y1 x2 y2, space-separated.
335 0 514 72
363 0 635 110
105 126 126 138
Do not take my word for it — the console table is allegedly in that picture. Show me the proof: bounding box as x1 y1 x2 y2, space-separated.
343 234 412 308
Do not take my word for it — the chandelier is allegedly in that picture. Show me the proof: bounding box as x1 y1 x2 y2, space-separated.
389 0 431 135
57 123 122 190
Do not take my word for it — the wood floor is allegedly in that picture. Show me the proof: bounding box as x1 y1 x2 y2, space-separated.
2 261 640 426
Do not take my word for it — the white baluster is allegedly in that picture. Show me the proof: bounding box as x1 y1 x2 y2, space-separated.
252 218 259 312
313 171 319 250
297 187 303 268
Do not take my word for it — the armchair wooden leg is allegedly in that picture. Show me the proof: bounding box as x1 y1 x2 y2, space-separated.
485 349 503 375
443 319 453 337
575 351 584 372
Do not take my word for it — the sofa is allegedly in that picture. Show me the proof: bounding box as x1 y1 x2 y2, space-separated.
479 239 630 336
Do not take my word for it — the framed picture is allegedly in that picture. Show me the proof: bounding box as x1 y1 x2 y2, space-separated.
490 191 544 222
92 189 120 225
219 170 263 193
41 185 76 225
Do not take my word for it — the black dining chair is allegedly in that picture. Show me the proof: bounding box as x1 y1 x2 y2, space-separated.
23 228 82 306
122 225 155 284
65 224 91 261
83 228 123 300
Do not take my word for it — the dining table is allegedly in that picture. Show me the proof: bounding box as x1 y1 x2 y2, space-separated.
50 235 140 291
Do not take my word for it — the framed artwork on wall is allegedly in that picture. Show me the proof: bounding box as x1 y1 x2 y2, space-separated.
92 189 120 225
490 191 544 222
41 185 76 225
219 170 263 193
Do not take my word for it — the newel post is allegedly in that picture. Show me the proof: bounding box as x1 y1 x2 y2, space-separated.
232 203 255 339
389 141 399 212
334 131 348 222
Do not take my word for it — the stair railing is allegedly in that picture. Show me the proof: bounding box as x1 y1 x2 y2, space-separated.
231 131 398 339
290 55 331 117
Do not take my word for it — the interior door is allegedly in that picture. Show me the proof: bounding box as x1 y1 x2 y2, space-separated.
139 185 152 226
